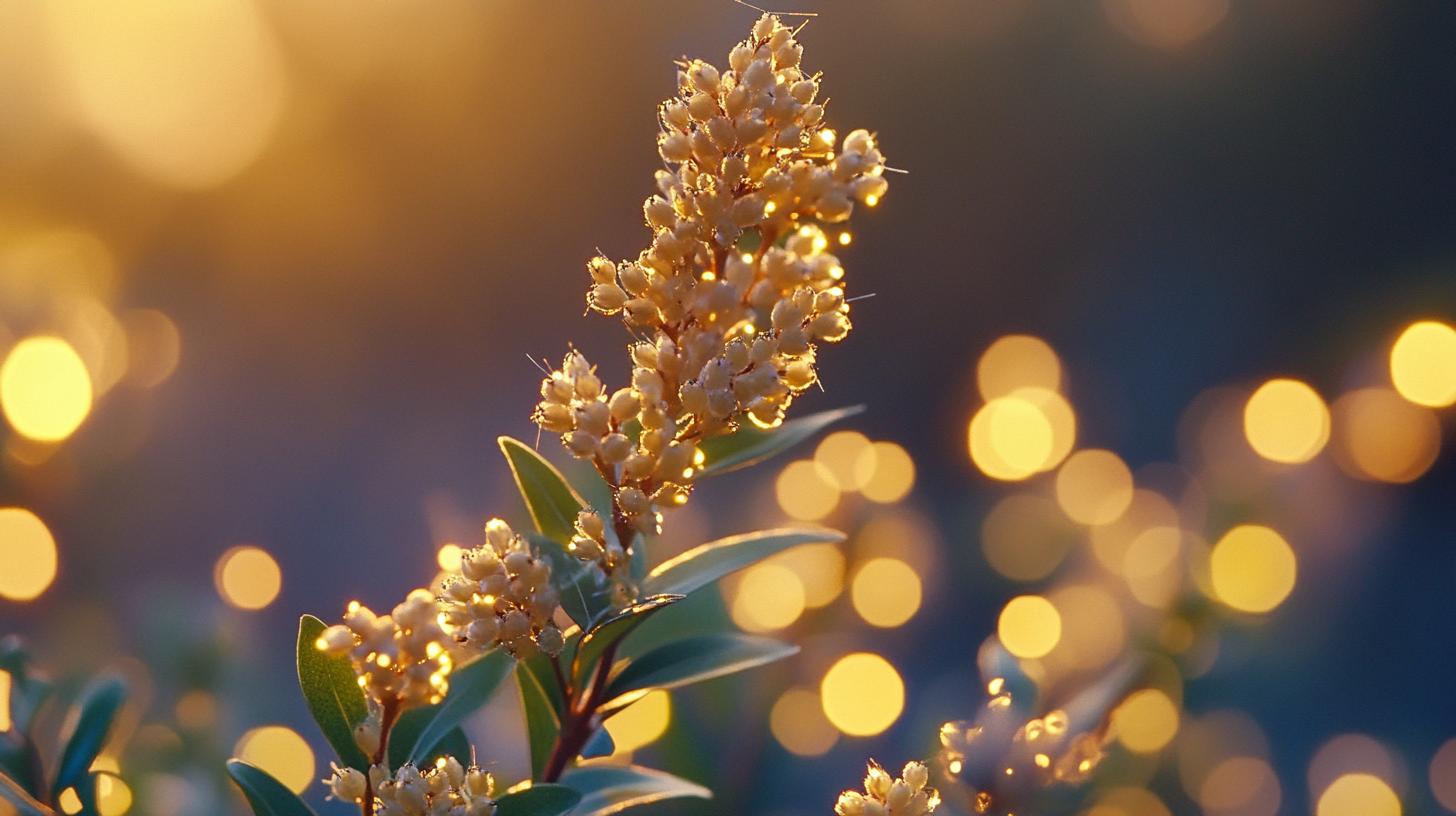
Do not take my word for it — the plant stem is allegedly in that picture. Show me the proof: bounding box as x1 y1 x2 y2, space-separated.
360 697 400 816
540 641 619 783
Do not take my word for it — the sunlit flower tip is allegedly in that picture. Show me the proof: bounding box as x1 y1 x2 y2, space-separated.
587 256 617 284
839 760 938 816
317 624 355 654
354 716 382 757
373 761 497 816
327 764 367 802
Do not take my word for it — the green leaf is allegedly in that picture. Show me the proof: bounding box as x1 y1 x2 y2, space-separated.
518 650 567 715
572 596 682 688
697 404 863 476
559 765 710 815
604 634 798 704
579 728 615 760
530 535 614 630
494 784 582 816
642 528 844 597
500 436 588 543
225 760 319 816
0 771 52 816
296 615 370 772
391 649 512 767
516 663 561 781
51 676 125 801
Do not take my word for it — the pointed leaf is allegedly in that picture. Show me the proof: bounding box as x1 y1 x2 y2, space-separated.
697 405 863 476
495 784 582 816
518 650 567 715
392 649 512 766
604 634 798 703
642 528 844 597
579 728 615 760
499 437 587 543
559 765 711 815
0 771 52 816
51 676 125 801
225 760 319 816
572 596 682 687
516 664 560 781
296 615 370 771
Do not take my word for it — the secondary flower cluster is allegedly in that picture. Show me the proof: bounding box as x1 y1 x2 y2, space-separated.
437 519 564 658
835 761 940 816
535 13 888 570
326 759 497 816
316 591 454 708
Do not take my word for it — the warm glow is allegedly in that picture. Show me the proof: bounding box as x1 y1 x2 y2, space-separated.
770 687 838 756
174 690 218 730
1209 525 1296 614
436 543 464 572
775 459 841 520
1 336 94 442
997 595 1062 659
59 788 82 815
96 771 133 816
1198 756 1280 816
1113 689 1180 753
1055 449 1134 525
728 563 806 632
0 670 10 732
852 441 916 503
820 652 904 737
850 558 922 628
1243 378 1330 464
43 0 288 189
815 430 872 491
968 389 1074 480
1332 388 1441 483
1085 788 1171 816
981 494 1075 581
605 689 670 755
977 334 1061 399
234 726 315 794
0 507 59 602
1048 584 1126 671
214 545 282 611
1317 774 1401 816
1390 320 1456 407
1308 734 1405 805
1430 738 1456 811
1104 0 1230 51
121 309 182 389
770 543 845 609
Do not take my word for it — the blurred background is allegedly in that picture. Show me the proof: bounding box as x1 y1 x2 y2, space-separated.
2 1 1455 814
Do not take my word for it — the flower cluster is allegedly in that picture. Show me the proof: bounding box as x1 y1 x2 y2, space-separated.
536 13 888 562
835 761 939 816
316 591 454 708
437 519 564 658
326 759 496 816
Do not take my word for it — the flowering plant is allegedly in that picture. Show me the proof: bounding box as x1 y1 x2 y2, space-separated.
220 13 890 816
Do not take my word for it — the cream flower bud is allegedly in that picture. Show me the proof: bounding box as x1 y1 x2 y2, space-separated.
659 132 691 162
607 388 640 422
902 762 928 790
601 432 633 464
355 719 382 757
587 256 617 284
865 764 892 799
618 263 649 295
566 430 598 458
484 519 514 552
317 624 355 655
588 283 627 314
644 196 676 230
328 765 367 802
836 792 868 816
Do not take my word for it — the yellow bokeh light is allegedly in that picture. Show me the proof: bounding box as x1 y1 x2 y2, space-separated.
1332 388 1441 483
233 726 315 794
770 687 838 756
977 334 1061 399
58 788 82 815
968 390 1074 480
1085 787 1171 816
1055 449 1134 525
605 689 670 755
1209 525 1296 614
436 543 463 572
1 336 94 443
1317 774 1401 816
1113 689 1180 754
775 459 841 520
728 563 806 633
1243 378 1330 464
1048 584 1126 671
981 494 1076 582
1198 756 1280 816
1429 738 1456 812
213 546 282 611
1390 320 1456 407
0 507 59 602
43 0 288 189
997 595 1062 659
852 441 916 503
815 430 872 491
820 652 904 737
1308 734 1405 805
0 670 10 732
174 690 218 731
96 773 133 816
850 558 922 628
769 543 845 609
121 309 182 389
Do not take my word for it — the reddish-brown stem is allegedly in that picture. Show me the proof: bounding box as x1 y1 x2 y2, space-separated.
540 640 620 783
359 697 401 816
